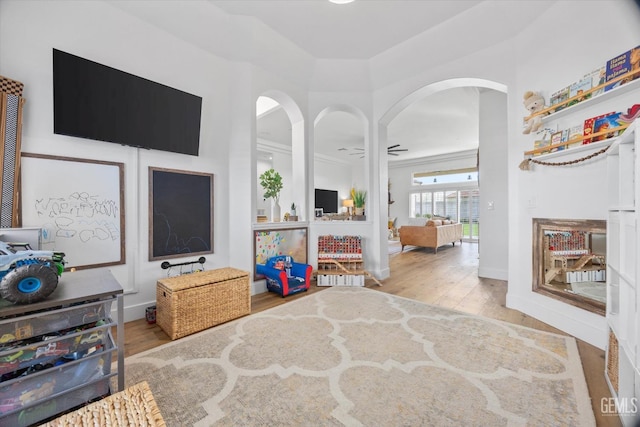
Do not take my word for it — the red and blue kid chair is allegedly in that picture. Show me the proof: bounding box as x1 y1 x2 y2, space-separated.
256 255 311 297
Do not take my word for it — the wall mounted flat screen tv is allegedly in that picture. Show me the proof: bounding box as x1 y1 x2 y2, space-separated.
315 189 338 214
53 49 202 156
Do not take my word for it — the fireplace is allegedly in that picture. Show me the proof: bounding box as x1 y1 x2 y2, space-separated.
532 218 606 315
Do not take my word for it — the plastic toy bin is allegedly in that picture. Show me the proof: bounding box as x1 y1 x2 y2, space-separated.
0 299 114 345
156 267 250 340
0 331 114 421
1 375 113 427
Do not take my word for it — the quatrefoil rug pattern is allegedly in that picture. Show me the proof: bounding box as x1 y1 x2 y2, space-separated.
123 287 595 426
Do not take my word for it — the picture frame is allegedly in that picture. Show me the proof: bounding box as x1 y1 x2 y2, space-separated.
149 167 214 261
254 227 308 278
19 153 125 270
315 208 323 218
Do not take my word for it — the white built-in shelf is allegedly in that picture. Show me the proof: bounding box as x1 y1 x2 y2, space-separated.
541 78 640 123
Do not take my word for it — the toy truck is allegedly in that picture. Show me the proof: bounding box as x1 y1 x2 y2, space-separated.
0 242 65 305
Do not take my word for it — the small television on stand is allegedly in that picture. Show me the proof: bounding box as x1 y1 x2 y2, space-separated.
314 189 338 214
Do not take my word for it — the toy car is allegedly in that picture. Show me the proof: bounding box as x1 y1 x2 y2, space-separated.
0 241 65 305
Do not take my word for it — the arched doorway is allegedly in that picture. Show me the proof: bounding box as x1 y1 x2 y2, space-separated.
379 78 508 280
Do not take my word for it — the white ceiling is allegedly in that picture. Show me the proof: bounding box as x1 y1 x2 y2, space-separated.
209 0 483 60
112 0 555 163
209 0 489 162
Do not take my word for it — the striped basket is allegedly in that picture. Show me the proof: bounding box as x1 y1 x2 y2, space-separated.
607 329 619 394
43 381 165 426
156 267 250 340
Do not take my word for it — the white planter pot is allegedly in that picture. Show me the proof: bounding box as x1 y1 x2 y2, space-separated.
271 201 281 222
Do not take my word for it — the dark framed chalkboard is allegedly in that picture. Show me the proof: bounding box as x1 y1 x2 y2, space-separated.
149 167 213 261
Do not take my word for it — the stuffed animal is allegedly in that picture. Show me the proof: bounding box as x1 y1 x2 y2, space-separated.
522 91 547 134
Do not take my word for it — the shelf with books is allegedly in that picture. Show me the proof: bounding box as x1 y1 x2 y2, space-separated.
523 126 628 158
524 70 640 124
521 65 639 165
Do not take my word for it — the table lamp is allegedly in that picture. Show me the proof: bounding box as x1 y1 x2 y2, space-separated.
343 199 354 216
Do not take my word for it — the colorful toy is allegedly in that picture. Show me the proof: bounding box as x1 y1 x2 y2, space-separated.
0 241 66 304
256 255 311 297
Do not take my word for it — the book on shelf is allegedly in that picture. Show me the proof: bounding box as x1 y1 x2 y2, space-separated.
532 139 549 156
583 112 614 144
605 45 640 91
592 112 622 142
567 124 583 148
584 66 606 97
550 131 564 152
549 86 570 112
567 77 592 107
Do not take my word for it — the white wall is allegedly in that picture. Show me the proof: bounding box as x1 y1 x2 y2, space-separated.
0 0 236 322
3 0 640 349
478 90 508 280
508 0 640 349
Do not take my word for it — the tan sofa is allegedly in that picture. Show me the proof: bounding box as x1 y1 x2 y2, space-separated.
399 219 463 253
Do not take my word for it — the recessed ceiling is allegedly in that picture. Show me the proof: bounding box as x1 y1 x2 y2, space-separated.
209 0 483 59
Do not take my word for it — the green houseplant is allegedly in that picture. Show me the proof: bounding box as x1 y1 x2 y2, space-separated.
259 168 283 222
351 188 366 218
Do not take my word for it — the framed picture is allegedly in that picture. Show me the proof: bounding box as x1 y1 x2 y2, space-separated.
315 208 323 218
149 167 214 261
254 227 308 278
19 153 125 270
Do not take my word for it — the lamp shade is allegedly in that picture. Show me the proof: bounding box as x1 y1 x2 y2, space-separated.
343 199 354 208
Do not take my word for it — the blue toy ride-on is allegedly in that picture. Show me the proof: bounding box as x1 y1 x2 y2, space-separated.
0 241 66 304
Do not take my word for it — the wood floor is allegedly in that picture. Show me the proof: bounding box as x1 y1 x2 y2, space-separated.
121 240 620 426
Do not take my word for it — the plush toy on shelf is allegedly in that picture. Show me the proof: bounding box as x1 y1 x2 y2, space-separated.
522 91 547 134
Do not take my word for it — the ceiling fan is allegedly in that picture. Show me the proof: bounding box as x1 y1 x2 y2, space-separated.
346 144 408 157
386 144 408 156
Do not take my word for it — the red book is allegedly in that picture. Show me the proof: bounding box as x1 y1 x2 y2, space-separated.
583 112 613 144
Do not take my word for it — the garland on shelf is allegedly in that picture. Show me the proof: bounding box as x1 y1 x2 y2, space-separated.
519 144 611 170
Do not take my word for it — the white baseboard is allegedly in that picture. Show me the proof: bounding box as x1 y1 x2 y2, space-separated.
506 292 607 349
478 267 508 281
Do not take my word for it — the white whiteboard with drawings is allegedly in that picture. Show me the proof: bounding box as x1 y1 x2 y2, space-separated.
20 153 125 270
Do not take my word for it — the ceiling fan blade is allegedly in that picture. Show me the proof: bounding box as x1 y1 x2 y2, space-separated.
388 148 408 153
388 152 399 156
388 144 400 150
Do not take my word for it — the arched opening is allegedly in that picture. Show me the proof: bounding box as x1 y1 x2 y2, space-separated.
380 78 508 280
255 92 305 222
313 105 369 219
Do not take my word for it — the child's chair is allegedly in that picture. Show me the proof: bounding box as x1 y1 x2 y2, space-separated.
256 255 312 297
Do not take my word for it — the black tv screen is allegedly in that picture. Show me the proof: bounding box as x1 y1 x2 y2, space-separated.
53 49 202 156
315 189 338 213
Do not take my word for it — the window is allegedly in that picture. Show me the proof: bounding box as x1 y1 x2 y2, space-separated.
410 190 460 221
413 168 477 186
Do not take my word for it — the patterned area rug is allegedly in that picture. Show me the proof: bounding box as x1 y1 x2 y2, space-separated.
124 287 595 426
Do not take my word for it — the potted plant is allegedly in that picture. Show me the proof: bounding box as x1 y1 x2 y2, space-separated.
351 188 366 219
289 202 298 221
259 168 283 222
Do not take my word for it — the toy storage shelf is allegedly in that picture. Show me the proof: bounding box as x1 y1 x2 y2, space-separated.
0 269 124 427
317 235 365 287
605 120 639 427
316 235 382 287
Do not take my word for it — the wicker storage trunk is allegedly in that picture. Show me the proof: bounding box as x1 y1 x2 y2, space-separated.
156 267 250 340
